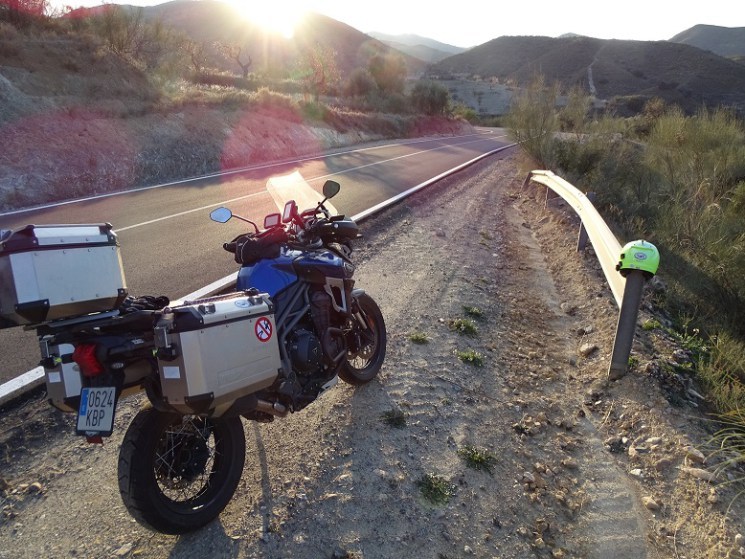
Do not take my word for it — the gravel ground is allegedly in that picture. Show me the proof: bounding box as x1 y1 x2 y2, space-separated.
1 151 744 558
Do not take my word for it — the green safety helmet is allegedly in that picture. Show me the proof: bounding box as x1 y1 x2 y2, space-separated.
616 240 659 278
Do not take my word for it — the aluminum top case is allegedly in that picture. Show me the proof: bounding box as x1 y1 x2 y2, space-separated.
154 291 282 415
0 223 128 328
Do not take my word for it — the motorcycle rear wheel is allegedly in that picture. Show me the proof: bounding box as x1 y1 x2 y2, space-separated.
118 408 245 534
339 293 387 385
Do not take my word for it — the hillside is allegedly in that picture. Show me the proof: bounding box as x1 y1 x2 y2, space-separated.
138 1 426 78
369 32 466 63
671 24 745 58
428 35 745 113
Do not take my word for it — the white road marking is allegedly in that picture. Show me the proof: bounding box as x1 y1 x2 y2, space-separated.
0 132 503 218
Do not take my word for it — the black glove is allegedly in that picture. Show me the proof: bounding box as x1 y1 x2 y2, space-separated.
120 295 170 313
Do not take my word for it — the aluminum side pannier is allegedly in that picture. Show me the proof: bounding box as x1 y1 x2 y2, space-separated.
154 291 282 415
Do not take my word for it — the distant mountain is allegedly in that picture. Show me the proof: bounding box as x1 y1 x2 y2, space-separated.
125 1 426 78
428 35 745 114
368 32 466 63
671 25 745 58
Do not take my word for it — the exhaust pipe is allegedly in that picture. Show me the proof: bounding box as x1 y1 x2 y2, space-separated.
256 399 289 418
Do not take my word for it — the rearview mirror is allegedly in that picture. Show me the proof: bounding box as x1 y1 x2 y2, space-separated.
322 180 340 199
210 207 232 223
264 213 281 229
282 200 297 223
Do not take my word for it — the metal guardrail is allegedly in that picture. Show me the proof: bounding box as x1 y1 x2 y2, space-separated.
524 170 660 381
526 170 625 306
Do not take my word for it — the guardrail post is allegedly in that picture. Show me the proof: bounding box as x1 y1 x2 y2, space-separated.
608 240 660 381
576 192 595 252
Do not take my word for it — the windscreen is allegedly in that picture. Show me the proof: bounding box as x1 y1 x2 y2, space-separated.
266 171 338 216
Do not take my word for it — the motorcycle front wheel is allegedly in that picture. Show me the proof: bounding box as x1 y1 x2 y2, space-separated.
339 293 387 385
118 408 246 534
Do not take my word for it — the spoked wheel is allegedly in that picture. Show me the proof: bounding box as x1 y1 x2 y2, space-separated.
118 408 245 534
339 293 387 385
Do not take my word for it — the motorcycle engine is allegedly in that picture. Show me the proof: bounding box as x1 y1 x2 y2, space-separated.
287 329 323 375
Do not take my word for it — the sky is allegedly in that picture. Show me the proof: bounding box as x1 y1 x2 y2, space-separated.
45 0 745 48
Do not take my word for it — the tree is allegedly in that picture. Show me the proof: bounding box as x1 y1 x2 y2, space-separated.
90 5 178 69
217 43 252 79
411 81 450 116
183 39 208 74
505 75 560 166
344 68 377 98
298 42 339 101
559 86 591 132
368 53 407 95
1 0 47 25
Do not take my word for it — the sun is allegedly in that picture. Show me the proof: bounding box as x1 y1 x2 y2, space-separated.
225 0 307 39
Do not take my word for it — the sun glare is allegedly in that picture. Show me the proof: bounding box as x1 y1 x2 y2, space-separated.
226 1 306 39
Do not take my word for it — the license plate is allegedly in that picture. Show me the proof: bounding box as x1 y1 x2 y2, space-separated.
76 387 116 437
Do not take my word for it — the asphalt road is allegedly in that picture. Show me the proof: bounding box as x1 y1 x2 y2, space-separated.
0 129 511 383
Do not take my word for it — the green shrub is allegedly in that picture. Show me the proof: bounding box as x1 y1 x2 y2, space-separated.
457 445 497 473
449 318 478 337
344 68 377 98
505 75 560 166
416 473 456 505
410 81 450 116
456 349 484 366
452 104 478 123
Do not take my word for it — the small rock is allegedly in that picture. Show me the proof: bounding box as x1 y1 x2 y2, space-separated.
671 349 693 364
25 482 43 495
579 343 598 357
684 446 706 464
464 545 474 554
521 472 536 485
642 496 661 510
646 436 663 445
629 468 645 478
605 437 626 454
707 489 719 504
561 458 579 470
681 467 716 483
629 446 649 459
114 543 133 557
560 303 576 315
734 533 743 546
654 457 674 471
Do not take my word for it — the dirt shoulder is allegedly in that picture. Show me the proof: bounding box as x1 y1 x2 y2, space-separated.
0 151 743 559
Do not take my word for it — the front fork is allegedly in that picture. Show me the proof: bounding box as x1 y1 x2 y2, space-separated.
347 290 373 355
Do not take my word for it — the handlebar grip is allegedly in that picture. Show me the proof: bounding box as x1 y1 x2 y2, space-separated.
223 242 237 253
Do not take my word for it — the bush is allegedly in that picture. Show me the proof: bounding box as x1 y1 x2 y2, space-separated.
343 68 377 98
452 104 478 123
410 81 450 116
505 75 559 166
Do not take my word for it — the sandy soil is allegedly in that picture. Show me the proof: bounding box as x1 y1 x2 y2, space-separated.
0 151 743 559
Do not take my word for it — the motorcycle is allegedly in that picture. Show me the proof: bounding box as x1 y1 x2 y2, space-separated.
0 173 386 534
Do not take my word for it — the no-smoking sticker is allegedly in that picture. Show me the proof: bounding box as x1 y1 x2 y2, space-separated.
254 317 273 342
